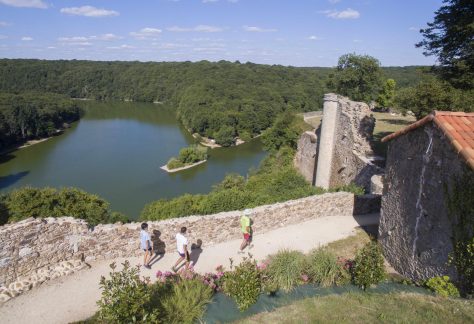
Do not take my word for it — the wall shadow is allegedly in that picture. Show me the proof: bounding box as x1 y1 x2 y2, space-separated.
0 171 29 189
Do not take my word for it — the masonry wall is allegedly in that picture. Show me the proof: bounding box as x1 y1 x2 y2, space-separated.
0 192 356 287
294 131 318 184
379 123 467 281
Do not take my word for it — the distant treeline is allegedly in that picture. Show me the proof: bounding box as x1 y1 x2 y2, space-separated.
0 92 82 151
0 59 424 146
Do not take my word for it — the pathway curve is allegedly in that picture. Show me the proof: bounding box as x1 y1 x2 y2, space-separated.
0 214 378 324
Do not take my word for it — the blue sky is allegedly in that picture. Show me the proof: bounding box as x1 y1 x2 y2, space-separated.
0 0 443 66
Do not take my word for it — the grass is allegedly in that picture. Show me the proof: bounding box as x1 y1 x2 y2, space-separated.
324 228 373 260
267 250 307 292
239 292 474 323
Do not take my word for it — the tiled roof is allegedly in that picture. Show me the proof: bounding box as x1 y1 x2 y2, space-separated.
382 111 474 170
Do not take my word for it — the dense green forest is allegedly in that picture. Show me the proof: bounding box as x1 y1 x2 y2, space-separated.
0 59 424 146
0 92 82 151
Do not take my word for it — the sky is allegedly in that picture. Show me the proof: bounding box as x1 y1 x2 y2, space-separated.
0 0 444 67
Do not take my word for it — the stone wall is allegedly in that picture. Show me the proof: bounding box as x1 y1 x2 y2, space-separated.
294 130 318 184
295 94 383 191
379 123 467 282
329 95 382 191
0 192 356 289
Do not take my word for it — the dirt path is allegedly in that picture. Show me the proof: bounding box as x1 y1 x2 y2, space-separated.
0 214 378 324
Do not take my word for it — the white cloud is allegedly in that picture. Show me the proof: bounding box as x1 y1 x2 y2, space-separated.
130 28 162 39
91 34 122 41
167 25 223 32
328 0 341 3
353 39 362 43
409 27 418 31
0 21 9 27
60 6 119 17
308 35 322 40
202 0 218 3
47 46 56 49
243 26 277 32
320 8 360 19
107 44 135 50
21 36 33 41
0 0 47 8
228 0 239 2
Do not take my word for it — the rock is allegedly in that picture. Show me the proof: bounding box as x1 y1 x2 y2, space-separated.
370 174 384 195
0 292 11 303
19 247 33 258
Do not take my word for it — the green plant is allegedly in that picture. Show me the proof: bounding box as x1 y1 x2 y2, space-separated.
353 241 386 290
425 276 460 298
167 157 184 169
97 261 159 323
267 249 307 292
161 279 213 324
306 248 349 287
223 256 261 311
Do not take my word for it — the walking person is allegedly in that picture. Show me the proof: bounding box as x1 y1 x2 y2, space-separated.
239 209 253 253
172 226 190 272
140 223 153 269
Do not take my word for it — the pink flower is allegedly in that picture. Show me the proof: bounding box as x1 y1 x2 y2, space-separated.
301 274 309 282
156 270 162 277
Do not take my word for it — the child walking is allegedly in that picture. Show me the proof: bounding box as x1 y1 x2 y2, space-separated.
172 226 190 272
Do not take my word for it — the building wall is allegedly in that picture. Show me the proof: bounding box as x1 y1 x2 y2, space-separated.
379 123 467 281
0 192 356 288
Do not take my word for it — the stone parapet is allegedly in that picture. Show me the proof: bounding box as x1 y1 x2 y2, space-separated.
0 192 356 291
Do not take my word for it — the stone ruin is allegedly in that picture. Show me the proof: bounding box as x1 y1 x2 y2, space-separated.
295 93 383 192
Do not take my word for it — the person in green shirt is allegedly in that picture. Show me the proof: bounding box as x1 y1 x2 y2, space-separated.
239 209 253 253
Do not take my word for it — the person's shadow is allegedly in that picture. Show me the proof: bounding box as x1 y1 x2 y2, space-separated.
190 239 203 267
149 229 166 266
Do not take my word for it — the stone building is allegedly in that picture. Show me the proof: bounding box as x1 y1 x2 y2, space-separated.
295 93 382 191
379 111 474 281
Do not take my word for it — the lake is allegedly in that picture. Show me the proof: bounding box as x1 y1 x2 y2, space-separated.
0 101 266 219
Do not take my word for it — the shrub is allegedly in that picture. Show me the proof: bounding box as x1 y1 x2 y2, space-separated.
267 250 307 292
178 145 208 164
2 186 126 226
306 248 350 287
162 279 213 324
353 241 386 290
167 157 184 170
97 261 159 323
425 276 460 298
223 257 261 311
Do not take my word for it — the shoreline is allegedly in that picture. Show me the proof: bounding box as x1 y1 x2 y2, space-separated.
160 159 207 173
0 134 58 156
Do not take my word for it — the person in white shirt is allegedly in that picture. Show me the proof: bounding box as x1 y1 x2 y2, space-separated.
140 223 153 269
172 226 189 272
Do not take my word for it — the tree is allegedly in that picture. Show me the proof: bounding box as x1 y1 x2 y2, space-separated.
328 54 382 103
416 0 474 89
214 125 235 147
376 79 396 108
261 112 300 151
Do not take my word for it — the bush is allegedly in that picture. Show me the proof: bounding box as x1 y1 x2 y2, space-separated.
1 186 127 226
178 145 208 164
162 279 213 324
306 248 350 287
267 250 307 292
167 158 184 170
223 257 261 311
425 276 460 298
97 261 159 323
353 241 386 290
214 125 235 147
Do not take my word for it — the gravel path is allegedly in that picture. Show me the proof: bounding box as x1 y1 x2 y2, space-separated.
0 214 378 324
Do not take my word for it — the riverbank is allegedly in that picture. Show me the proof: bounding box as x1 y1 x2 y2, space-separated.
0 131 62 156
160 159 207 173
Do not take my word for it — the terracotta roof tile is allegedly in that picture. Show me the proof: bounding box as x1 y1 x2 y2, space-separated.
382 111 474 170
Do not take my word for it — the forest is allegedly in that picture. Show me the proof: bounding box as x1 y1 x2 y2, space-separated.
0 59 424 146
0 92 82 151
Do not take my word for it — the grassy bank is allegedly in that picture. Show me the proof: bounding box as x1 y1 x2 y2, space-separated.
239 292 474 323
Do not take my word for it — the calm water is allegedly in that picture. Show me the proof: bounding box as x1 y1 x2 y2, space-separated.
0 102 266 219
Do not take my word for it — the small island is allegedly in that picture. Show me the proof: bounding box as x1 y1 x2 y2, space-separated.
161 144 208 173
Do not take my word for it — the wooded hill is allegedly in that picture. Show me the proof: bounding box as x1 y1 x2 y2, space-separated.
0 59 424 145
